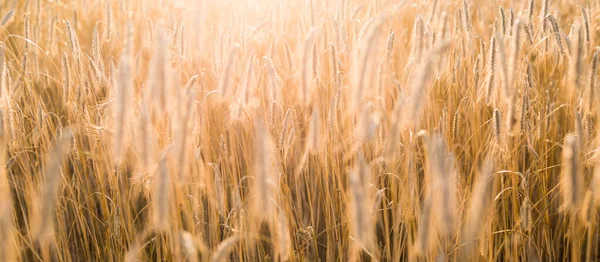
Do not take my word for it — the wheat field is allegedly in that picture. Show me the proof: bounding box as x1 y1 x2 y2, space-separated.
0 0 599 261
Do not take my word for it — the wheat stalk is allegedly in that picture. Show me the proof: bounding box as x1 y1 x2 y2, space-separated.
348 152 374 252
562 134 581 212
253 116 275 219
464 160 494 255
32 128 73 239
211 236 240 262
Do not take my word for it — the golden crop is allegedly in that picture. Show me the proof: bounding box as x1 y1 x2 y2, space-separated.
0 0 599 261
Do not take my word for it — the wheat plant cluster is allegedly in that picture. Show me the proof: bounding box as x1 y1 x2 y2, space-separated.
0 0 600 261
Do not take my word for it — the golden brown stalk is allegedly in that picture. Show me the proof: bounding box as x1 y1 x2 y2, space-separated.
153 155 170 231
106 0 112 41
372 188 386 212
493 108 501 143
593 150 600 203
312 42 318 84
440 12 449 41
520 88 529 133
219 44 239 100
241 55 255 103
112 41 133 164
385 30 395 62
541 0 549 24
402 42 450 129
484 36 497 104
211 236 240 262
21 52 27 72
61 52 70 104
0 108 14 262
88 56 104 83
32 128 73 239
376 58 385 108
414 198 433 256
284 128 296 157
524 22 534 45
583 114 593 142
175 78 198 183
178 22 186 58
328 87 340 135
229 54 254 123
65 20 81 67
526 60 534 90
508 8 515 35
545 14 564 55
179 231 198 262
276 211 291 261
507 20 521 98
348 152 374 252
1 9 14 26
495 31 509 102
283 40 293 71
527 0 535 22
264 56 279 126
351 19 382 109
278 109 293 148
148 30 172 113
358 102 378 143
23 15 29 52
580 7 590 45
588 50 599 113
506 99 517 134
409 16 425 65
137 100 153 171
452 111 460 140
567 22 583 91
253 116 275 219
301 28 318 106
465 160 494 254
307 103 321 153
499 6 507 35
461 0 472 35
474 55 481 93
426 135 456 234
0 45 4 98
561 134 581 212
208 163 226 217
330 43 338 82
575 112 583 145
520 196 532 233
92 23 101 64
580 191 594 226
428 0 438 22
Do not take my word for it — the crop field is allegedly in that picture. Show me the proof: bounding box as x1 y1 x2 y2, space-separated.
0 0 599 261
